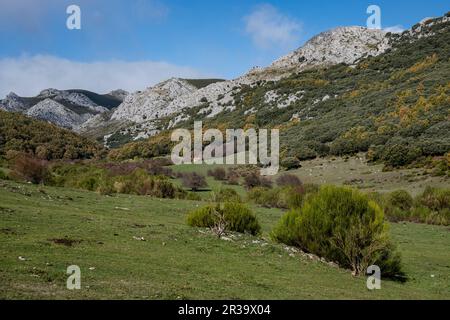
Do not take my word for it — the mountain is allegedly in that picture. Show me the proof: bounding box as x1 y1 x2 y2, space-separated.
79 78 226 144
79 24 393 145
0 88 125 130
268 26 389 71
109 13 450 169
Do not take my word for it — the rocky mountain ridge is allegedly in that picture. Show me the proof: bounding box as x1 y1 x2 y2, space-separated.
0 88 125 130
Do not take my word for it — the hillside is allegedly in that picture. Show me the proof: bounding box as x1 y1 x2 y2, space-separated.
0 89 124 131
0 179 448 299
111 14 450 170
0 110 104 160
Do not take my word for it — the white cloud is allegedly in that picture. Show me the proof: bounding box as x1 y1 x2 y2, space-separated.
384 25 405 33
244 4 301 50
0 55 210 97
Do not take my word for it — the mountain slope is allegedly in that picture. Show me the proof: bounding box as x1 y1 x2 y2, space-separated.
0 110 104 160
84 24 393 145
111 13 450 169
0 89 125 130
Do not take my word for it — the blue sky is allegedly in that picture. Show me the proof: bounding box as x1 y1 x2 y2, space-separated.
0 0 448 96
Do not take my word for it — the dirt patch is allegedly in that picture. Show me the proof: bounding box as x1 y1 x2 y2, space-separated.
0 207 15 214
48 238 82 247
131 223 148 228
0 228 17 235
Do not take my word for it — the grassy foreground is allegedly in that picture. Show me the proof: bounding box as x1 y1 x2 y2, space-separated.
0 180 449 299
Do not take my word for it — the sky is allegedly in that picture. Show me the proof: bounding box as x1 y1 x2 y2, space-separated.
0 0 448 97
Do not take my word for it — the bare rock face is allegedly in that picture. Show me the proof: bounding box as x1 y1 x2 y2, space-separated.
26 99 87 129
37 89 107 113
93 26 393 143
111 78 198 123
268 26 389 71
0 87 124 132
0 92 28 112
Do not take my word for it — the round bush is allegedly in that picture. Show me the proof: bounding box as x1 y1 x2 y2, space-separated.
187 203 261 235
387 190 413 211
213 188 242 203
281 157 301 170
271 185 405 280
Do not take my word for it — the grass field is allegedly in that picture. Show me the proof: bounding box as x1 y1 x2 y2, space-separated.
0 180 449 299
171 154 449 197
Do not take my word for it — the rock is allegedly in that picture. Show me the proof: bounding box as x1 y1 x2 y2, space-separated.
26 98 86 129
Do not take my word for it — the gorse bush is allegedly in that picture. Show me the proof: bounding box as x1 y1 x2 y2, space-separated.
376 187 449 226
248 185 309 210
419 186 450 212
387 190 414 211
212 188 242 203
271 185 406 280
48 163 182 199
187 202 261 235
248 187 284 208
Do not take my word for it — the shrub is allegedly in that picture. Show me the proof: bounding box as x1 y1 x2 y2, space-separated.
285 186 306 209
184 192 202 201
276 174 302 187
387 190 413 211
181 172 208 191
207 167 227 180
96 179 114 196
226 173 240 185
213 188 242 203
271 210 301 246
154 179 177 198
49 163 181 199
0 170 8 180
248 187 284 208
381 144 422 168
418 186 450 212
187 203 261 235
303 183 320 194
281 157 301 170
243 172 272 189
378 187 449 226
9 153 49 184
271 186 405 280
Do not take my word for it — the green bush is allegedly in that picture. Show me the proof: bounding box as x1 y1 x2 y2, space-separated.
388 190 414 211
187 203 261 235
377 187 449 226
270 210 301 246
281 157 301 170
247 187 286 208
418 186 450 212
213 188 242 203
186 205 217 228
0 169 9 180
271 185 405 280
285 186 306 209
49 163 181 199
